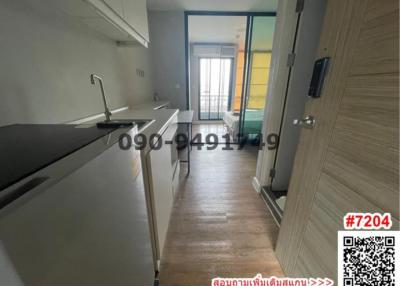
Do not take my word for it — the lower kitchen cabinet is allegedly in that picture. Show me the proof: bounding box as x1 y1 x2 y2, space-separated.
0 129 154 286
145 118 179 264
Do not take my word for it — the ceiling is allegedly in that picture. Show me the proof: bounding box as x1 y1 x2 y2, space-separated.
188 16 247 46
147 0 278 11
188 15 276 51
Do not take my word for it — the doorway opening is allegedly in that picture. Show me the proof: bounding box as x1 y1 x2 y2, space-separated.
185 12 276 143
199 57 233 120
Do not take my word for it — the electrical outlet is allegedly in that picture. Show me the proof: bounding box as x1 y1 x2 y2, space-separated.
136 69 145 77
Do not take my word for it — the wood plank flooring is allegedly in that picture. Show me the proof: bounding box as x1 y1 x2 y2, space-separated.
159 130 284 285
190 122 229 143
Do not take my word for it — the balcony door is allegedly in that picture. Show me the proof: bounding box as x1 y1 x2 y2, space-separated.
199 57 233 120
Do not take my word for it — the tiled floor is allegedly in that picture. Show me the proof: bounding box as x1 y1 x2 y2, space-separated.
158 125 284 285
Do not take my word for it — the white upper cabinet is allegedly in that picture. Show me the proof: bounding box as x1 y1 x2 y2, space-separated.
58 0 149 47
122 0 149 42
104 0 124 16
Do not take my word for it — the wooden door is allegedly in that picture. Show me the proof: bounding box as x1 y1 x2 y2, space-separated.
276 0 399 281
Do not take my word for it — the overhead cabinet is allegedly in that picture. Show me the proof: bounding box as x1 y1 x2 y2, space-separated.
59 0 150 47
103 0 124 16
121 0 150 42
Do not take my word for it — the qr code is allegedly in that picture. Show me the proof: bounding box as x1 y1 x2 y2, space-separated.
338 231 400 286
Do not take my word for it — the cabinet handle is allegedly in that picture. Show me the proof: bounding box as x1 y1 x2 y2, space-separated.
0 177 49 209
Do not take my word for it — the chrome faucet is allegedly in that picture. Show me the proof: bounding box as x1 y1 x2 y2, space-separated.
90 74 112 122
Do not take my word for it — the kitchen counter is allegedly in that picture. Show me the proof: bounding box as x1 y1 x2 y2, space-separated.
131 100 170 111
0 106 179 276
0 124 116 192
0 106 178 210
86 106 179 270
0 125 134 211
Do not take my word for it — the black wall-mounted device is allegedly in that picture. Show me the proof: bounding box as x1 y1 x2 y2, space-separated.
308 57 330 98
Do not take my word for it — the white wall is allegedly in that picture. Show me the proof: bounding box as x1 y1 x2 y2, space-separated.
0 0 153 126
119 46 155 108
148 11 187 110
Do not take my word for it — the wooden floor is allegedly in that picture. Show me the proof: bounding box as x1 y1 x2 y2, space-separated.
191 122 227 142
159 128 284 285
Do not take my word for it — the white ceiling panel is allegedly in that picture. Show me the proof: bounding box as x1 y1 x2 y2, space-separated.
188 15 247 45
147 0 277 12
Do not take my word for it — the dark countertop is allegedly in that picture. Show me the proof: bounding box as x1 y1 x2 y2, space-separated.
0 124 116 191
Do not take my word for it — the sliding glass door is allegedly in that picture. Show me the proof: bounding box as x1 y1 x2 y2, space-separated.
199 58 233 120
240 16 276 137
185 12 276 134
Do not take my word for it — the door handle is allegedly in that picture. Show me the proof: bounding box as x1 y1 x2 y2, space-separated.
293 115 316 129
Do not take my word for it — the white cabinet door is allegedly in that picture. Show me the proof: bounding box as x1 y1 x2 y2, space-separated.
83 0 149 46
147 130 174 259
122 0 150 42
104 0 124 17
0 141 154 285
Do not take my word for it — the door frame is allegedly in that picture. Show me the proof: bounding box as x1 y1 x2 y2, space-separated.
254 0 302 188
270 0 327 191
